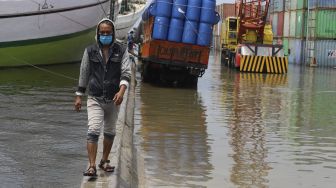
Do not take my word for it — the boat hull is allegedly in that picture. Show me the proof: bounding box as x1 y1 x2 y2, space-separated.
0 28 95 67
115 3 147 39
0 0 113 67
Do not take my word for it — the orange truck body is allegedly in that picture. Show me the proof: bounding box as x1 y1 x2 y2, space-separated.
140 17 210 69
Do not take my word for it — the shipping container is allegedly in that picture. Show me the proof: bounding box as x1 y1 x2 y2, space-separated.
288 39 304 64
295 10 307 38
271 13 278 36
283 0 307 10
216 3 235 20
283 38 289 56
308 0 336 9
280 39 336 67
297 0 307 10
315 10 336 39
271 0 284 12
314 40 336 67
290 0 298 10
284 12 290 37
289 11 296 37
277 12 284 36
216 3 236 38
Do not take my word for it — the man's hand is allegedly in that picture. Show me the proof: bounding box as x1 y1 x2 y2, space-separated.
74 96 82 112
113 85 127 106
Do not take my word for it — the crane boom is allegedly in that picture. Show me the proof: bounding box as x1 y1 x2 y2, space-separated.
235 0 270 43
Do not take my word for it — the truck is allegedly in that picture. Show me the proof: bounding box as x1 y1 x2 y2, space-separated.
136 0 219 87
221 0 288 74
139 17 210 86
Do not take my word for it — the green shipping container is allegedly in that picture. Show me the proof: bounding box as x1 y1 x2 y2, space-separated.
297 0 306 10
295 10 307 38
316 10 336 39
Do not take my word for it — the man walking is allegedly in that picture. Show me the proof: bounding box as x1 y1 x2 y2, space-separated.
74 18 131 177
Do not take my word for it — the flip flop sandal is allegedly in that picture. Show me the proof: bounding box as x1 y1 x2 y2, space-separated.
83 166 97 177
98 160 115 172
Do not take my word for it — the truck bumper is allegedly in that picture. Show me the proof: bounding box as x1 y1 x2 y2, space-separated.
239 55 288 74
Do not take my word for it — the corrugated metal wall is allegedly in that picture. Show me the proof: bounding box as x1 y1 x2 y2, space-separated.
309 0 336 9
216 0 336 67
315 10 336 39
315 40 336 67
270 0 336 67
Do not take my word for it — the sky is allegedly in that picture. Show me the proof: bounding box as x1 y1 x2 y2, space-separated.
216 0 235 5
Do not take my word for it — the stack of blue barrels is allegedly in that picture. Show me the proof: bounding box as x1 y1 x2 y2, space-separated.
147 0 220 46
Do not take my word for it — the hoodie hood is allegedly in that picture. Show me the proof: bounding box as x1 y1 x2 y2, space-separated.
95 18 116 45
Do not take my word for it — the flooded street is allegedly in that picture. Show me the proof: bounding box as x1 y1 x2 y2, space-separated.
134 51 336 187
0 51 336 187
0 65 88 187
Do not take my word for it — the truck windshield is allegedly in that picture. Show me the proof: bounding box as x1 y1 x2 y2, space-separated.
229 19 237 31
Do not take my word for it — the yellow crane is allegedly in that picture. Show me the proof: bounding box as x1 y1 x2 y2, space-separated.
221 0 288 74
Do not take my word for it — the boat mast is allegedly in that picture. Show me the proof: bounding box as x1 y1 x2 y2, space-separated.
110 0 115 21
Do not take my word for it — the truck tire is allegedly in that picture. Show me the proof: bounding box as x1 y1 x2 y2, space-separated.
184 75 198 88
141 62 151 83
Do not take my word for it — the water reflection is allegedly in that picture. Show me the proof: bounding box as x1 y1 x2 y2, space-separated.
135 57 336 187
136 84 212 187
221 69 289 187
0 64 87 187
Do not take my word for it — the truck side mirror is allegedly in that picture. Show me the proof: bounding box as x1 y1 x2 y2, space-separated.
288 49 291 55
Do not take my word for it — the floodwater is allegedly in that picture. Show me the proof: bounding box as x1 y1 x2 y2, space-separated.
0 51 336 188
133 51 336 187
0 64 88 187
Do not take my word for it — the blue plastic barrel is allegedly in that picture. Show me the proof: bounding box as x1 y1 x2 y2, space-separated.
155 0 173 17
168 18 184 42
171 0 187 19
200 0 216 23
153 16 170 40
197 22 213 46
142 3 155 21
186 0 202 21
182 20 199 44
214 11 221 24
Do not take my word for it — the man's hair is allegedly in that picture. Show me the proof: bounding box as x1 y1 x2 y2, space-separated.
98 20 114 33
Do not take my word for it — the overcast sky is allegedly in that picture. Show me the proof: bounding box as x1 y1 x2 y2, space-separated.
216 0 235 5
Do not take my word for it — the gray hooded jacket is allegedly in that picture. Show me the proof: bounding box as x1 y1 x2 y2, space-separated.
76 18 131 100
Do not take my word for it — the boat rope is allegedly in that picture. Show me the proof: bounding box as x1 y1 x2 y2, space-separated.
57 13 90 28
3 53 78 81
97 0 109 17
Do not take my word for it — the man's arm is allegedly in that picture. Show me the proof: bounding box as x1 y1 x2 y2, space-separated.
120 50 131 89
113 50 131 105
75 49 90 111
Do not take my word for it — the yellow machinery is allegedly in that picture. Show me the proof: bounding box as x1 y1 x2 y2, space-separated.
221 0 288 74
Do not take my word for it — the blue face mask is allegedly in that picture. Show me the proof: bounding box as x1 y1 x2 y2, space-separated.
99 34 113 45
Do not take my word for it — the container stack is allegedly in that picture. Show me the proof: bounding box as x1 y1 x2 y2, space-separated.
214 0 335 67
147 0 220 47
269 0 336 67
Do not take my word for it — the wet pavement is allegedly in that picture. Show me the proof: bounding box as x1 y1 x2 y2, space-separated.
133 50 336 187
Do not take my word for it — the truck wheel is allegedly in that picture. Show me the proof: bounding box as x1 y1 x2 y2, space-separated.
141 63 150 82
185 75 198 88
